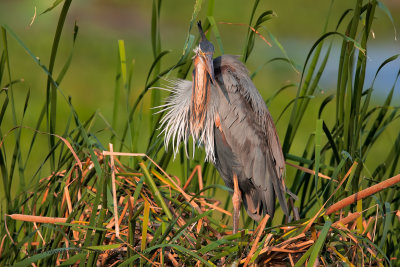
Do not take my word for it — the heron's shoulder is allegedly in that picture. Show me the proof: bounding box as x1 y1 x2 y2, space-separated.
213 55 248 75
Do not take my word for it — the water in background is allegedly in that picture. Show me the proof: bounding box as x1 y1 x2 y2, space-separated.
280 38 400 102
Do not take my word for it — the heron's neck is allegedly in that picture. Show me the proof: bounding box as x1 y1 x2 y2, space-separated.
190 61 211 138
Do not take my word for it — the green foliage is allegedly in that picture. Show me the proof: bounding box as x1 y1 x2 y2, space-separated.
282 0 400 264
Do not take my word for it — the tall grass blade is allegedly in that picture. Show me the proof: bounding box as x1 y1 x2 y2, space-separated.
176 0 203 74
12 248 81 267
118 40 127 87
150 0 163 128
56 22 78 85
145 50 171 86
267 31 301 73
294 244 314 267
111 48 122 144
2 26 104 190
307 220 332 267
41 0 65 14
140 199 150 266
283 31 364 155
251 57 299 80
117 40 134 153
379 202 393 250
121 244 216 267
242 10 275 63
120 61 185 153
242 0 260 62
139 162 173 220
1 27 26 201
265 83 296 107
377 0 397 40
207 16 224 54
362 73 398 156
0 50 5 84
322 121 340 164
314 119 323 206
46 0 72 170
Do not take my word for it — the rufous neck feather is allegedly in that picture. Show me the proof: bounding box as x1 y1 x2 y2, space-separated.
190 55 211 139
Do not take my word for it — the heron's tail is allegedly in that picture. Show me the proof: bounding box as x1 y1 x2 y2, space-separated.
242 160 289 221
242 189 264 221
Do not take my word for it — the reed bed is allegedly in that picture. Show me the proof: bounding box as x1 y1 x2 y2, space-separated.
4 149 397 266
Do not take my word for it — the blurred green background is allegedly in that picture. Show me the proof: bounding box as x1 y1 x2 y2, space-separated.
1 0 399 204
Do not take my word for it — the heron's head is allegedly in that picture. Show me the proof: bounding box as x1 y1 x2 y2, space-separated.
194 21 215 84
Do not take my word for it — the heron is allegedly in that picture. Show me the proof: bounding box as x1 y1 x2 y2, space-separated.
159 21 289 233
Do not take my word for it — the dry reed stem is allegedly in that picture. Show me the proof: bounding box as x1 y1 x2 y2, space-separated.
218 21 272 47
292 240 314 249
303 162 358 233
269 247 309 253
33 222 45 245
150 171 173 197
263 233 274 249
42 186 49 205
63 237 70 261
0 126 83 171
277 233 306 248
8 214 67 223
244 214 270 267
149 249 160 265
183 165 201 190
196 166 205 235
108 143 120 238
184 165 204 197
196 218 203 233
286 162 337 182
199 200 231 216
362 217 373 236
118 200 130 226
288 253 294 267
166 251 179 266
39 170 66 184
197 166 204 194
326 173 400 215
23 242 40 247
372 204 379 244
255 235 314 264
183 168 231 215
332 212 361 227
64 186 73 214
102 151 204 214
170 175 181 187
10 148 389 266
0 234 6 258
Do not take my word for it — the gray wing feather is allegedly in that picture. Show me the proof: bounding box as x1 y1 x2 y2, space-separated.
213 55 288 218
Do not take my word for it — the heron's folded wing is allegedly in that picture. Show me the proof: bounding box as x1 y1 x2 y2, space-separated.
214 55 289 217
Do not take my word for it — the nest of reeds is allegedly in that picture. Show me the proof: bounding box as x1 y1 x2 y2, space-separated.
6 147 397 266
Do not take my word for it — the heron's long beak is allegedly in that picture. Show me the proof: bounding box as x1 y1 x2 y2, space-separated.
204 54 216 85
